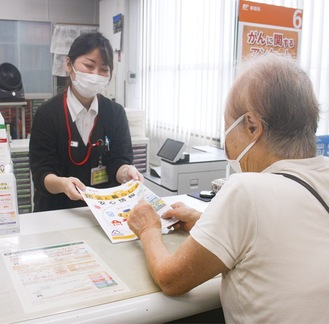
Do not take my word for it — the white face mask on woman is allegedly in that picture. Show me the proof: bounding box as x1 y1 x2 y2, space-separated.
71 65 110 98
224 114 256 173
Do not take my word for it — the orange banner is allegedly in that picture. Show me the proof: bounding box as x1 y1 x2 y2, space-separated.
241 25 299 58
239 1 303 29
237 1 303 60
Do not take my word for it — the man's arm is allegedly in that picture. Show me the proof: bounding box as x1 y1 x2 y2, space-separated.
127 200 228 296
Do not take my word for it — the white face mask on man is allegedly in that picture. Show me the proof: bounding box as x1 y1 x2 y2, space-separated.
71 65 110 98
224 114 256 173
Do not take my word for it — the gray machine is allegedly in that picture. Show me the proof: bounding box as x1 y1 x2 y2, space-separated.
145 141 228 196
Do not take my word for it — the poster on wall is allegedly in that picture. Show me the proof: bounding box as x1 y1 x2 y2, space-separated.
236 1 303 62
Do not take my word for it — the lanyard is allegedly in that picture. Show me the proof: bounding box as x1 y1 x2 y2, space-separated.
63 92 100 166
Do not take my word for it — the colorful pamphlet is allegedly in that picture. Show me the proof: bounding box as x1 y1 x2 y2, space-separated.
78 180 177 243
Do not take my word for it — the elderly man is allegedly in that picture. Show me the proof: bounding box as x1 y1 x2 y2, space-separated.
127 54 329 323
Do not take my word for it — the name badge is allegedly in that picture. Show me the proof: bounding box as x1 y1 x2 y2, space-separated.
70 141 79 147
91 165 109 185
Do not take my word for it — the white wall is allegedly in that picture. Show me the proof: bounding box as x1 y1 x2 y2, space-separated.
0 0 141 108
124 0 141 110
99 0 140 109
0 0 99 24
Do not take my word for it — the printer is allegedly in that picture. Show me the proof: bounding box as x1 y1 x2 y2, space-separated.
149 139 228 195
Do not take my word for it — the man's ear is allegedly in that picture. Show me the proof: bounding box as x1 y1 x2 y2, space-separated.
244 112 264 140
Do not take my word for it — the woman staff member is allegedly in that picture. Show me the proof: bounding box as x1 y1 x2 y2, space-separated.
127 54 329 323
30 32 143 212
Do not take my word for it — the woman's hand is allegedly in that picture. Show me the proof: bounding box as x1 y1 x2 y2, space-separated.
118 165 144 184
127 165 144 182
162 201 202 232
61 177 86 200
44 174 85 201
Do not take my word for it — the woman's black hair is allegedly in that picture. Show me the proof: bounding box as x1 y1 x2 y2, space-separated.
68 32 114 79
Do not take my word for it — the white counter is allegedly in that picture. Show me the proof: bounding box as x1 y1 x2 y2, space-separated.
0 195 221 323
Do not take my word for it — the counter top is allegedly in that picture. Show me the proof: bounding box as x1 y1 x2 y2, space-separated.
0 195 221 323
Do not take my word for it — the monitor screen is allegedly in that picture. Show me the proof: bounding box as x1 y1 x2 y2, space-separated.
157 138 186 163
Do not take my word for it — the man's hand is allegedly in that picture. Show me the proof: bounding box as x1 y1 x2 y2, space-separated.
127 199 161 238
162 201 202 232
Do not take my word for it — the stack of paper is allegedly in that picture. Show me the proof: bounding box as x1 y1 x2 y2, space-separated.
0 113 20 235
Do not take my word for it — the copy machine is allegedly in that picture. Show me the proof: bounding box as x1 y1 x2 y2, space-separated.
145 139 228 196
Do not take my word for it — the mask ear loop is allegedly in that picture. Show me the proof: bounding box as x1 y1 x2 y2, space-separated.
225 114 245 136
224 115 245 178
224 114 246 161
236 141 256 162
68 62 77 85
225 114 257 177
70 62 77 73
